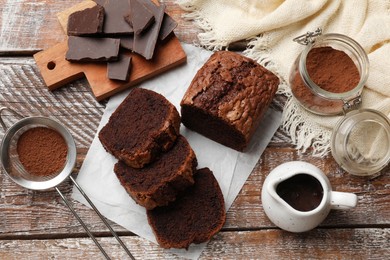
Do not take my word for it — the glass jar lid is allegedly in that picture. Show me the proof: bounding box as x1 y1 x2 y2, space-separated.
331 109 390 176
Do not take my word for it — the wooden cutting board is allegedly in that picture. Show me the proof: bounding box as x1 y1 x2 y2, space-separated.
33 1 187 101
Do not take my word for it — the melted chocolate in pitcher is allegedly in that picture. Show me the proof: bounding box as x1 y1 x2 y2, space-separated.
276 174 323 212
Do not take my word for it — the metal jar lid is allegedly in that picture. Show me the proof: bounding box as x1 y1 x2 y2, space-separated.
331 109 390 176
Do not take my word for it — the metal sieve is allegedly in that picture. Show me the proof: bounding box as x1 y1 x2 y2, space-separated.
0 107 134 260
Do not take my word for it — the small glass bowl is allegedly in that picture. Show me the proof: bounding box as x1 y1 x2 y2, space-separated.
331 109 390 176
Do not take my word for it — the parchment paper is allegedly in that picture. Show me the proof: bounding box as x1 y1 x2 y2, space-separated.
72 43 282 259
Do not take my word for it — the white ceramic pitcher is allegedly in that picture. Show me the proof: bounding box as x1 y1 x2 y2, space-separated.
261 161 357 232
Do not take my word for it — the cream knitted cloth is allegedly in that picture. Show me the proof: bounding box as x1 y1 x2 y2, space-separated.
178 0 390 156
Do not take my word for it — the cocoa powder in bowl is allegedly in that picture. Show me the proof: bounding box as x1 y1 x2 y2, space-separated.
291 46 361 114
17 127 68 176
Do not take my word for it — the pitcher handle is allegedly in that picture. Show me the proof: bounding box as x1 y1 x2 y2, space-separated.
330 191 358 210
0 107 24 131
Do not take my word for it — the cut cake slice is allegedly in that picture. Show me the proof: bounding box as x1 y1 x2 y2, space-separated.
114 135 197 209
147 168 226 249
99 88 180 168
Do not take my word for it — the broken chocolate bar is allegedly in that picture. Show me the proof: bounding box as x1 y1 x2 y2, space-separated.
67 4 105 36
66 36 120 62
120 36 134 51
108 55 132 81
137 0 176 41
133 3 165 60
159 13 178 41
94 0 133 35
125 0 155 35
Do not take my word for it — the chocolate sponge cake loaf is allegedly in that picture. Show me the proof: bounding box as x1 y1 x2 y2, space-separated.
147 168 226 249
181 51 279 151
114 135 197 209
99 88 180 168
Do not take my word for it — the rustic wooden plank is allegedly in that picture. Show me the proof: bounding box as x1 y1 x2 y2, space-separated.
1 147 389 237
162 0 202 45
0 57 104 148
3 1 388 259
0 229 389 259
0 0 79 54
0 0 200 54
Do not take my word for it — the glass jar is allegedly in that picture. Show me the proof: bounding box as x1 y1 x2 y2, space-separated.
331 109 390 176
289 29 369 115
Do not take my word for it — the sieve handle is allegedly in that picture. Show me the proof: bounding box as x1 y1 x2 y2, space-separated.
70 176 135 260
55 187 111 260
0 107 24 131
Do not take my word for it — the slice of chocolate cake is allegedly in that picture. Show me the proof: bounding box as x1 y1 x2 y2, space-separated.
114 135 197 209
147 168 226 249
99 88 180 168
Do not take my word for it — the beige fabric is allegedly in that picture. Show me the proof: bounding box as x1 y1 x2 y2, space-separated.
178 0 390 156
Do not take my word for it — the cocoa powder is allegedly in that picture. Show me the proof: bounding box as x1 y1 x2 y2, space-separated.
291 46 360 114
17 127 68 176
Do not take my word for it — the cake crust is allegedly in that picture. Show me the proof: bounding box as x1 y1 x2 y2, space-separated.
181 51 279 151
99 88 180 168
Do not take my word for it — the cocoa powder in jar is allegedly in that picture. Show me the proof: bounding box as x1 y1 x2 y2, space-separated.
291 46 360 114
17 127 68 176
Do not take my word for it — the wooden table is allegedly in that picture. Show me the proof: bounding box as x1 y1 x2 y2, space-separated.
0 1 389 259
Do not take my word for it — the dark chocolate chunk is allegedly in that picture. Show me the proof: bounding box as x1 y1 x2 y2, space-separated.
108 55 132 81
120 36 134 51
159 13 177 41
67 5 105 36
133 3 165 60
125 0 155 35
137 0 175 40
94 0 134 35
66 36 120 62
